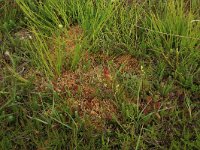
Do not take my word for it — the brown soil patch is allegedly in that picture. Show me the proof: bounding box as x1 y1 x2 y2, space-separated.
34 25 142 129
114 54 140 74
68 98 118 129
48 25 83 65
65 25 83 54
50 52 141 129
67 25 83 40
51 64 118 129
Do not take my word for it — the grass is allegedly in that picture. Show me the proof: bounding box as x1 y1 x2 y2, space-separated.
0 0 200 149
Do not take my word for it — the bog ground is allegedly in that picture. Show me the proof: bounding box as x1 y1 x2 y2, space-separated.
0 0 200 149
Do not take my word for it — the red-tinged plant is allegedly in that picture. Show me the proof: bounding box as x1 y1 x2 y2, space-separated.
103 66 112 81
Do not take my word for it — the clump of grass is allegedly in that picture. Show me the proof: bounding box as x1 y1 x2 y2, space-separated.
0 0 22 32
141 0 200 89
96 1 145 55
16 0 70 33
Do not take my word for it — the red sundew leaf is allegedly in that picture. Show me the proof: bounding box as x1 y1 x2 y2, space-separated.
103 66 109 75
154 101 161 110
103 67 111 80
143 107 150 115
146 96 153 104
51 81 57 86
73 84 78 91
